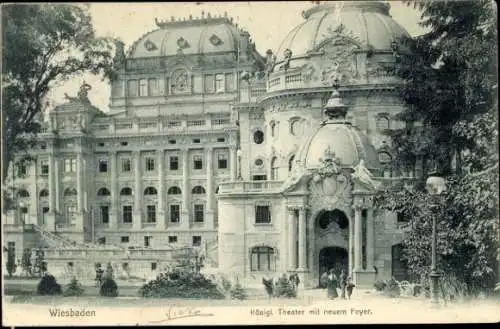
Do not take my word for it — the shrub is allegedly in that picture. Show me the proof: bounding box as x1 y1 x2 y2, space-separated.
384 278 401 298
37 274 62 295
139 268 225 299
63 277 84 297
374 280 387 292
6 247 16 277
21 248 32 277
230 282 247 300
274 276 296 298
100 278 119 297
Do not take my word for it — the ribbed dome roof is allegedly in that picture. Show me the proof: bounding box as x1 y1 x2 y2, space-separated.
276 1 409 61
128 16 241 58
296 88 380 171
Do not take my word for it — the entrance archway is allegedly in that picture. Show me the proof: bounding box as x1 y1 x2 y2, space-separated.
318 247 348 287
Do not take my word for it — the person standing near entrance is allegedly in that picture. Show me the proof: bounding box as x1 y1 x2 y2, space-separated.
346 276 355 300
327 269 338 299
320 270 329 289
339 269 347 299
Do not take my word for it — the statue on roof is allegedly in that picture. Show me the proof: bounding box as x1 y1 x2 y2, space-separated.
113 39 126 67
78 81 92 102
351 159 380 191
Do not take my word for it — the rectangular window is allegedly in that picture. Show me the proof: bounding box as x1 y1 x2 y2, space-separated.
145 157 155 171
148 78 159 96
128 80 138 97
217 137 225 142
250 246 276 271
194 204 204 222
41 207 49 225
144 236 152 248
146 205 156 223
192 138 201 144
100 206 109 224
71 159 77 172
204 74 215 93
170 205 180 223
218 154 228 169
151 262 157 271
255 205 271 224
40 160 49 175
193 155 203 170
121 158 131 172
99 159 108 173
253 175 267 181
123 205 133 223
192 236 202 247
215 74 225 92
97 237 106 245
120 236 129 243
67 205 77 224
17 163 27 176
64 159 71 172
169 156 179 170
139 79 148 96
168 236 178 243
225 73 235 91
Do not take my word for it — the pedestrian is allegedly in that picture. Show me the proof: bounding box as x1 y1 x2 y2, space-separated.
95 263 104 287
327 269 338 299
262 276 274 300
346 276 355 300
320 271 329 289
339 269 347 299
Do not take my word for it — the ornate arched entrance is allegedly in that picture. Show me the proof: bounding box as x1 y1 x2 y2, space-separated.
314 209 350 286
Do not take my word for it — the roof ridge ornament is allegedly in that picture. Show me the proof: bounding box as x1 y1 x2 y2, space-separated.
323 74 349 121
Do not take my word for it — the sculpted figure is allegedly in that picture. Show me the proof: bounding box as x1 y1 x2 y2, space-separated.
352 159 380 190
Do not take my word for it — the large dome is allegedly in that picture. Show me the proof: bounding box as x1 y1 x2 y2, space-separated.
275 1 409 61
296 89 380 171
128 16 241 58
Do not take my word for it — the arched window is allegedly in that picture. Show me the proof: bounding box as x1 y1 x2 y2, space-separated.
18 189 30 198
290 119 303 136
39 189 49 197
120 187 132 196
144 187 157 195
270 121 276 137
376 116 390 131
167 186 182 195
192 186 206 194
270 157 279 180
288 155 295 172
250 246 276 272
253 130 264 144
63 188 77 197
97 188 111 196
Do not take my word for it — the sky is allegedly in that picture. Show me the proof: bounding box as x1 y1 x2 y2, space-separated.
47 1 427 111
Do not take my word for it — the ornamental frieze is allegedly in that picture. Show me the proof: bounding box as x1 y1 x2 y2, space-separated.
267 100 312 113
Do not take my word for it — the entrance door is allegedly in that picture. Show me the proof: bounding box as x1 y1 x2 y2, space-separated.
318 247 348 287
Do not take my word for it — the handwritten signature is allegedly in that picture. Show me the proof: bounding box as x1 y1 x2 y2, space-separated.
147 306 214 323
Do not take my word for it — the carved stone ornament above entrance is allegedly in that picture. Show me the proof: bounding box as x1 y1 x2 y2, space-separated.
308 172 351 213
316 146 342 178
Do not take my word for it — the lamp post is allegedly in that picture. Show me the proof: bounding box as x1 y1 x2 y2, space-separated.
18 201 25 226
425 170 447 307
236 149 242 180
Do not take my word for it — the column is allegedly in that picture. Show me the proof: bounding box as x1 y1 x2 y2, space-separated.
229 146 237 181
133 151 142 229
206 148 213 211
157 149 165 229
287 207 297 270
48 151 56 214
109 151 118 229
349 218 354 275
353 206 363 271
366 207 375 269
181 148 189 228
54 156 60 213
76 151 83 212
298 207 307 270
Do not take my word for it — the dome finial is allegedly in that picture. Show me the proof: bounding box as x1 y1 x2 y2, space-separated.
323 71 349 122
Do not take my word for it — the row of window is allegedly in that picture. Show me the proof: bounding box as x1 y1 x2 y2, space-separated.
94 204 271 225
97 154 228 173
97 186 205 196
125 73 236 98
98 235 203 248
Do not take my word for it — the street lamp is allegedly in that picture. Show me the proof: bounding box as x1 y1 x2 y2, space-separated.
425 170 447 307
236 149 242 180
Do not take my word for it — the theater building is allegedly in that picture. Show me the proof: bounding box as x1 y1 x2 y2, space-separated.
4 1 417 287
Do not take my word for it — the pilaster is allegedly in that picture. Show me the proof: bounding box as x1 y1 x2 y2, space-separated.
133 151 142 229
109 151 118 229
157 149 166 229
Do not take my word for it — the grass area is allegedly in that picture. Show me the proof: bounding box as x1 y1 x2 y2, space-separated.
3 275 40 280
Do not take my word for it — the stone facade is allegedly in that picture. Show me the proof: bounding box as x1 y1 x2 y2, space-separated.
4 2 416 287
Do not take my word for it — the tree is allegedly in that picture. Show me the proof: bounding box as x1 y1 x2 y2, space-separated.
6 247 17 277
33 248 47 277
21 248 33 277
376 0 498 295
1 4 118 195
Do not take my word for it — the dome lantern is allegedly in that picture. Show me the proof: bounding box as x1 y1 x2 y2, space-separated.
323 77 349 123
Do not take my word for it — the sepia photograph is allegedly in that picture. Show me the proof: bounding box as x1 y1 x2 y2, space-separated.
1 0 499 326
